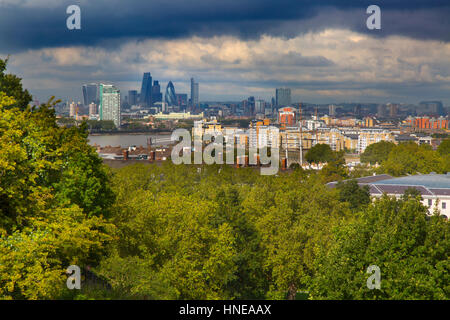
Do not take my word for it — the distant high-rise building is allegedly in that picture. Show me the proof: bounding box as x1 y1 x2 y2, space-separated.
377 104 387 118
387 103 398 118
140 72 153 107
276 88 291 107
247 96 255 116
176 93 188 109
354 104 362 117
165 81 177 106
128 90 138 106
190 77 199 108
419 101 444 116
82 84 98 106
255 99 265 114
89 102 98 117
69 101 77 118
152 80 162 104
99 84 121 128
329 104 337 117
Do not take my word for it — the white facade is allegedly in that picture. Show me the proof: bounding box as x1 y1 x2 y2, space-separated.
99 84 121 128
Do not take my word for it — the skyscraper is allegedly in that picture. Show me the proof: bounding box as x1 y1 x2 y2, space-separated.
128 90 138 106
140 72 153 107
69 101 77 118
377 104 387 118
152 80 162 104
89 102 98 117
276 88 291 107
190 77 199 108
99 84 121 128
165 81 177 106
176 93 188 109
329 104 336 117
82 84 98 106
255 100 265 114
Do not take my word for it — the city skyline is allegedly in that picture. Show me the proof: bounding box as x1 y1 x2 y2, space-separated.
1 1 450 105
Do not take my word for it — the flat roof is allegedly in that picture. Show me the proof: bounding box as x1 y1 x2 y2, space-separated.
327 173 450 196
372 174 450 190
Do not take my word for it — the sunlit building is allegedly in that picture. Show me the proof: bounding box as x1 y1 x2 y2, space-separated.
99 84 121 128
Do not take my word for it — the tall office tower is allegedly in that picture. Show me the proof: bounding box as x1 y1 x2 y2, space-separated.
99 84 121 128
140 72 153 107
176 93 188 109
329 104 337 117
419 101 444 116
377 104 387 118
354 104 362 117
246 96 255 116
190 77 199 108
69 101 77 118
388 103 398 118
164 81 177 106
276 88 291 107
255 100 265 114
128 90 138 106
152 80 162 104
89 102 98 117
82 84 98 106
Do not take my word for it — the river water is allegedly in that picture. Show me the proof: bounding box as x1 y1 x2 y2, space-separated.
88 134 174 147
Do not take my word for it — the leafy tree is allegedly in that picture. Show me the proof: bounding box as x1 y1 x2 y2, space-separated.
310 195 449 299
305 144 335 164
97 192 237 299
0 64 115 299
382 142 445 176
0 58 32 110
437 139 450 156
360 141 396 165
336 179 370 211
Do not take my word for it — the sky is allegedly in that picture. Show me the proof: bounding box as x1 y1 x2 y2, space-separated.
1 0 450 105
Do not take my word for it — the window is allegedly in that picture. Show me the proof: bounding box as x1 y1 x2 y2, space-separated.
443 202 446 210
428 199 432 206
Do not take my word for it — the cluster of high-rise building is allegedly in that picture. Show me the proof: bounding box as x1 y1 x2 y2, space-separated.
71 73 201 128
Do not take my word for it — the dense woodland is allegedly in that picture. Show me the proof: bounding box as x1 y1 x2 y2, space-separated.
0 59 449 300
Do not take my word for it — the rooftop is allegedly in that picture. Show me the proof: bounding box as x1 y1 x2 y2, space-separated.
327 173 450 197
372 173 450 190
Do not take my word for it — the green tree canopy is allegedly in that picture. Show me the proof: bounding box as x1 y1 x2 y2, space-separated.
382 142 446 176
0 58 32 110
437 139 450 156
305 144 335 164
360 141 396 165
310 195 449 299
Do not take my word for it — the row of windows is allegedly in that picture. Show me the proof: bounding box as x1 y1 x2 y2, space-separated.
428 199 447 209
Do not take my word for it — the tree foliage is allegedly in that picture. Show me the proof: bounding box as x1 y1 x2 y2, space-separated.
0 60 114 299
310 195 449 299
305 144 335 164
382 142 446 176
360 141 396 165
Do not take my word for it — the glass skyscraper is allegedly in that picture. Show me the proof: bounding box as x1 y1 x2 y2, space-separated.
165 81 177 106
276 88 291 107
190 77 199 108
82 83 98 106
128 90 138 106
99 84 121 128
140 72 153 107
152 80 162 104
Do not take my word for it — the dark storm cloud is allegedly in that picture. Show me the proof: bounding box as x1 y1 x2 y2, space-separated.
0 0 449 53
